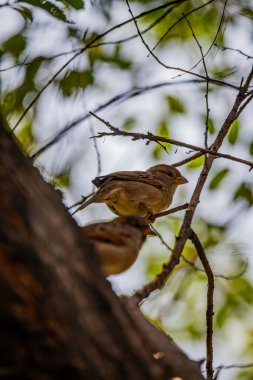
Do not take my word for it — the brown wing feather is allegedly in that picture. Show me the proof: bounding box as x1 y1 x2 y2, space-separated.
81 224 127 246
92 170 163 189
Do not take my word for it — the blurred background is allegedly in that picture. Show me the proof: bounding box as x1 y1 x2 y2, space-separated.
0 0 253 378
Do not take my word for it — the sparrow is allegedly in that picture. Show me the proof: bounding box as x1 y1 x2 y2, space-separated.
73 164 188 221
81 215 155 276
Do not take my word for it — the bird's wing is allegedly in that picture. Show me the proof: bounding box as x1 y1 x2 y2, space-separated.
92 171 163 189
82 224 126 245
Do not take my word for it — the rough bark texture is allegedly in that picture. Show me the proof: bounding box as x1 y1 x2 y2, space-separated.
0 117 204 380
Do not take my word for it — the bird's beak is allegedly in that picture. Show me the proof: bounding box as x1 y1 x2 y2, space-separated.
143 226 157 236
175 176 188 185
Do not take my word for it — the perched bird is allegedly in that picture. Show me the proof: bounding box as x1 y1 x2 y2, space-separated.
81 215 155 276
73 164 187 221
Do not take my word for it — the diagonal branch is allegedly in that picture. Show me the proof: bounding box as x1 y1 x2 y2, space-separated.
151 203 189 221
214 362 253 380
90 112 253 170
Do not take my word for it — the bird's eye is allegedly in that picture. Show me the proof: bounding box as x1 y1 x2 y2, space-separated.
167 172 174 177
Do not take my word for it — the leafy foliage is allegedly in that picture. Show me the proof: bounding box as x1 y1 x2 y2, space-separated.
57 69 93 97
209 168 229 190
228 120 240 145
166 95 186 114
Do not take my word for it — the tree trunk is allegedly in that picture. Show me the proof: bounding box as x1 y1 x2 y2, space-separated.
0 116 204 380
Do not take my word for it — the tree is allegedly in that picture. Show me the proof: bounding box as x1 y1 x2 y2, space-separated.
0 1 253 379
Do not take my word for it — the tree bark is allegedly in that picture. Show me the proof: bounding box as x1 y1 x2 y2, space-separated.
0 117 204 380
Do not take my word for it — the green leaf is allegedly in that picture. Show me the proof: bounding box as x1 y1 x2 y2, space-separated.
241 7 253 19
209 168 229 190
207 117 215 134
233 183 253 206
13 6 33 22
17 0 69 23
228 120 239 145
249 141 253 156
17 122 36 152
166 95 186 114
3 34 26 58
152 119 171 159
157 119 169 138
122 117 136 131
187 155 205 169
53 170 71 188
152 144 162 160
58 69 93 96
65 0 84 10
186 323 203 339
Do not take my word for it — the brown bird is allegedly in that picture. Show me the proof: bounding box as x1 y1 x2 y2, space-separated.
81 215 155 276
73 164 188 221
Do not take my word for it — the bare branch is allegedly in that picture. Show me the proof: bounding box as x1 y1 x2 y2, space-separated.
214 362 253 380
182 255 248 281
189 229 214 380
172 152 204 167
125 0 237 88
90 112 253 170
151 0 214 53
214 43 253 60
187 0 228 74
151 203 189 221
30 77 240 160
0 48 82 72
150 225 173 252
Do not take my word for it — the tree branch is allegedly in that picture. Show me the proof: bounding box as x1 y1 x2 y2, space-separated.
189 229 214 380
151 203 189 221
90 111 253 170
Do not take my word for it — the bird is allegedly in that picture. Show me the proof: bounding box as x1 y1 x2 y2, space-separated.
80 215 155 276
72 164 188 221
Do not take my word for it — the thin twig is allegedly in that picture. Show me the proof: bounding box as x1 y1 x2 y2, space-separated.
187 0 228 75
0 48 82 72
214 43 253 60
184 16 210 149
150 225 173 252
151 0 214 53
236 91 253 118
10 0 186 134
0 2 185 73
95 0 186 49
90 111 253 170
189 229 214 380
172 152 204 167
30 77 239 160
214 362 253 380
125 0 237 90
182 255 248 281
67 192 94 211
152 203 189 220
